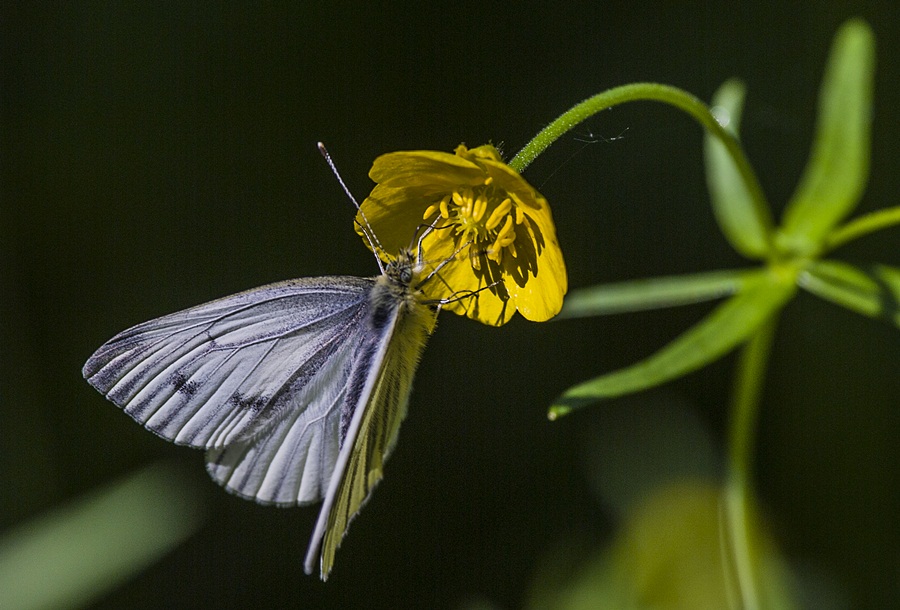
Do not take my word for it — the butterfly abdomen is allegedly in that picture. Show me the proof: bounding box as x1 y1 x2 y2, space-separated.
337 266 435 445
312 257 438 578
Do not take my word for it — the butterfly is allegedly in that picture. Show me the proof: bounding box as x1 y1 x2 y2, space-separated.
83 229 447 579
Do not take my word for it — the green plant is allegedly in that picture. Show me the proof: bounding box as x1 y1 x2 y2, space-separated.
510 18 897 609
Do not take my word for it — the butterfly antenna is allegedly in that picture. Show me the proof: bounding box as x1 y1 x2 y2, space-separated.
410 217 448 265
317 142 385 272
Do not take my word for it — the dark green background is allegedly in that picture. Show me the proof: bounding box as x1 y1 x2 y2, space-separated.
3 2 897 608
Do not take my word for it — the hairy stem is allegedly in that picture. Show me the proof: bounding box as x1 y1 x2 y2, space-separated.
509 83 772 237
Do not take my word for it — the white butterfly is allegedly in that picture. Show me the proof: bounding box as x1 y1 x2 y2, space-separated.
83 234 444 579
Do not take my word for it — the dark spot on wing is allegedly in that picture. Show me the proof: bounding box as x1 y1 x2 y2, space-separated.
229 391 269 414
171 372 199 398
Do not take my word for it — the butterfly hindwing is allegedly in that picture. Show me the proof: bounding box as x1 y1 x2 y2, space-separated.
204 323 364 505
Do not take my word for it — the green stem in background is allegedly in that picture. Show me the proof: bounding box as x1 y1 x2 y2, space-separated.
724 315 778 610
823 205 900 252
509 83 772 236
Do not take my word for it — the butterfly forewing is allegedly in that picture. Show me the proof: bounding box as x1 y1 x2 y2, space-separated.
84 276 373 480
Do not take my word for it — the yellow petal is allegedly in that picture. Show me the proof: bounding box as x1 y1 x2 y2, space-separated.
507 240 567 321
370 151 485 188
418 233 516 326
356 184 435 259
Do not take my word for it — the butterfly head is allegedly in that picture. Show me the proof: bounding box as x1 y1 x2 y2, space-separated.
383 248 423 291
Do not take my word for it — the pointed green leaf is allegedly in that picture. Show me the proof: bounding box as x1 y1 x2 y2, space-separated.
798 260 900 328
779 19 875 254
550 275 795 418
559 268 767 318
704 80 772 258
825 205 900 252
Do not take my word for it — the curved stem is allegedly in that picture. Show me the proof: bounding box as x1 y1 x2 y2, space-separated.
509 83 773 234
724 314 778 610
823 205 900 252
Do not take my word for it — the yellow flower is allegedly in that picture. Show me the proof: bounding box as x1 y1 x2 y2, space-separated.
356 144 567 326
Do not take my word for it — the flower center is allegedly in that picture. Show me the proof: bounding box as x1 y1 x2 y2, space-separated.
422 179 527 265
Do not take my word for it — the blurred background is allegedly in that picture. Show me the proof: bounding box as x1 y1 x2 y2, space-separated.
3 2 897 608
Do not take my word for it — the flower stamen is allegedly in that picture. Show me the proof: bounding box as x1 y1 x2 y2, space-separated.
473 194 488 223
485 197 513 231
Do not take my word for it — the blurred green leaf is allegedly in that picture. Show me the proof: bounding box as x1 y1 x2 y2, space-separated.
527 483 798 610
550 276 795 418
877 264 900 293
0 463 205 610
704 79 772 258
824 205 900 252
798 260 900 327
560 268 765 318
779 19 875 254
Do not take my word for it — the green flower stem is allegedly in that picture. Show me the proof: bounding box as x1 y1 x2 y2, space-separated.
823 205 900 252
724 315 778 610
510 83 773 236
